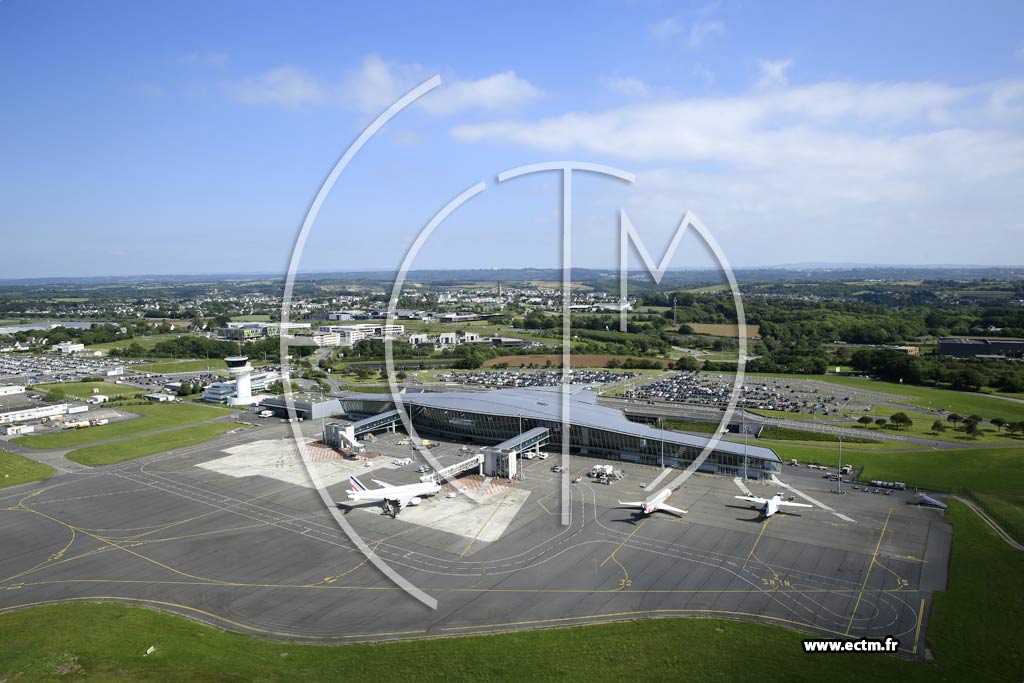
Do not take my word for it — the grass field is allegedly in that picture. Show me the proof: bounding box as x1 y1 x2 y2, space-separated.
0 450 55 488
13 403 233 450
810 375 1024 424
135 358 228 373
66 422 242 466
972 492 1024 545
86 334 178 352
32 381 144 400
0 500 1018 682
769 442 1024 494
758 425 880 443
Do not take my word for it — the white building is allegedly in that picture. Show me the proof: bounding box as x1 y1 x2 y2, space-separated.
1 424 34 436
0 385 26 397
0 403 73 425
310 332 341 347
317 323 405 346
202 369 284 404
438 332 458 345
52 342 86 354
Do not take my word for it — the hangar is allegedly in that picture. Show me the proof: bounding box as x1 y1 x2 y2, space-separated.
339 386 782 479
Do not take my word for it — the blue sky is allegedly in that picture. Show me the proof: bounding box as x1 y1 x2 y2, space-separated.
2 1 1023 278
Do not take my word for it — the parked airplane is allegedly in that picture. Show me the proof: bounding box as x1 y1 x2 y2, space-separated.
618 487 687 516
735 493 813 518
340 476 441 516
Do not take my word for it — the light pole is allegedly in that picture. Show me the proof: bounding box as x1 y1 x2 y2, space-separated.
837 435 843 494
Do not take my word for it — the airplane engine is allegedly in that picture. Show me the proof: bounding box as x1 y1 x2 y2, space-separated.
409 497 422 506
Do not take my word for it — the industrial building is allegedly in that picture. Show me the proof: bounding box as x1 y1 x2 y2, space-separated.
0 402 87 425
938 337 1024 359
338 386 782 479
0 385 26 397
257 394 343 420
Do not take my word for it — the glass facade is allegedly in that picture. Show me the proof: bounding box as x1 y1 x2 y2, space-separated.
343 397 781 479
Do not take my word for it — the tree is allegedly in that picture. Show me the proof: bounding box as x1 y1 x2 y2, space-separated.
674 355 699 371
967 414 983 425
990 417 1006 432
931 420 946 434
874 417 888 429
965 422 980 439
605 358 621 369
857 416 874 427
889 412 913 430
947 413 962 429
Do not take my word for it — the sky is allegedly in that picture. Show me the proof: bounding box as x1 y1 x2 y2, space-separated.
2 1 1023 279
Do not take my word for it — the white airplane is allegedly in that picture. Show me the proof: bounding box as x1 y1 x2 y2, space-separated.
735 493 813 518
618 487 687 516
340 475 441 516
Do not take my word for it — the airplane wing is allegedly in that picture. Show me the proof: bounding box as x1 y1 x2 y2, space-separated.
396 496 414 509
372 479 395 489
658 503 688 515
618 500 644 507
778 500 813 509
735 495 766 505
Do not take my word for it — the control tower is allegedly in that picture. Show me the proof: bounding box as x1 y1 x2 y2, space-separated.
225 356 253 406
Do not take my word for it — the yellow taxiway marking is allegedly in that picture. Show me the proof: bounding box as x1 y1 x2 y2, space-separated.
459 487 514 558
845 506 893 635
743 516 770 570
600 518 648 568
911 597 926 654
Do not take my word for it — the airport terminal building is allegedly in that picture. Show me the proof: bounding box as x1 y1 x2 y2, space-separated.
341 386 782 479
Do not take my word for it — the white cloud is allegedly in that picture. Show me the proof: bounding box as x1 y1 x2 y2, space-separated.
419 70 542 114
650 17 683 39
229 66 326 109
178 52 227 67
603 75 651 98
451 77 1024 264
687 20 725 48
228 55 541 115
756 59 792 89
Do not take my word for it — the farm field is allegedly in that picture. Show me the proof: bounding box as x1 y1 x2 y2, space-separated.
13 403 233 450
688 323 761 338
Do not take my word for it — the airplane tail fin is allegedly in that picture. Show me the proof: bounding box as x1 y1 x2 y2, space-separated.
350 476 368 492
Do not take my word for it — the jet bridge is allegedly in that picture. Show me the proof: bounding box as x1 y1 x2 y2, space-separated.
419 453 485 484
352 409 401 436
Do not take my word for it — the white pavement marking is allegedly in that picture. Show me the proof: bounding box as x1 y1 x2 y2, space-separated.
733 477 753 496
770 474 856 524
475 476 493 497
646 468 672 491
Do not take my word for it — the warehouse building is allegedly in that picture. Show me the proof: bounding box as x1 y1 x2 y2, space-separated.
938 337 1024 359
339 386 781 479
